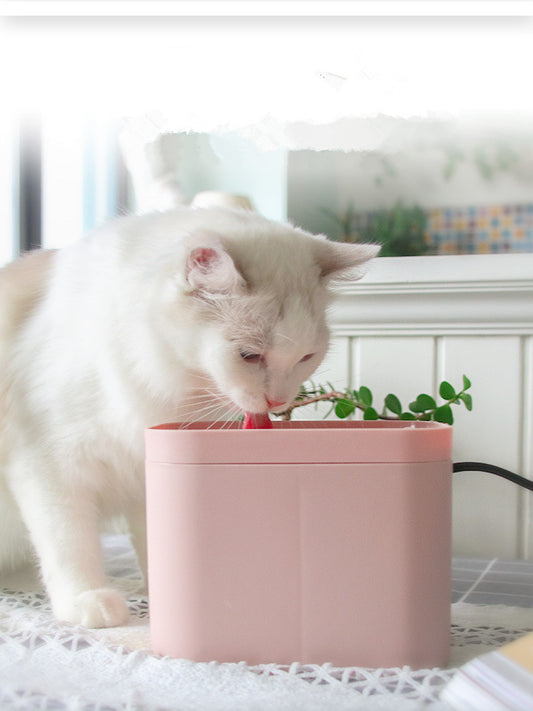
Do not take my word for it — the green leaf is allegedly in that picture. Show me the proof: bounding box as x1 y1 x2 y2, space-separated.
335 399 356 419
462 374 472 390
384 393 402 415
460 393 473 411
399 412 416 420
439 381 456 400
415 393 437 411
363 406 379 420
409 400 426 413
434 405 454 425
358 386 373 407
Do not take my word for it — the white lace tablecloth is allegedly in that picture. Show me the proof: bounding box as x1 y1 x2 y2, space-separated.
1 535 532 711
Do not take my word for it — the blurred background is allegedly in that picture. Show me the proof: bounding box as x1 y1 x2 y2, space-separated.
1 14 532 264
1 10 533 558
4 114 532 263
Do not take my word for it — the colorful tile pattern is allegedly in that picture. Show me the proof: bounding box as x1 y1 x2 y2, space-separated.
425 203 533 255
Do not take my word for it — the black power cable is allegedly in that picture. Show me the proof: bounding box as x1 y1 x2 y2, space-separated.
453 462 533 492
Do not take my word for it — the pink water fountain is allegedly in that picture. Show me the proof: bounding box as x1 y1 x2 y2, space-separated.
145 417 452 668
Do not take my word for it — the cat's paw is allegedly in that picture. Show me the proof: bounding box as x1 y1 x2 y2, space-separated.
56 588 130 628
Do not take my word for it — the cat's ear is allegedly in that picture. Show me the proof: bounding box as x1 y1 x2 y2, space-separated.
313 239 380 281
185 235 245 295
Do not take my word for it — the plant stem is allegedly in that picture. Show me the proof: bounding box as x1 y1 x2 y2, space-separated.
277 379 472 423
278 391 401 421
278 391 346 420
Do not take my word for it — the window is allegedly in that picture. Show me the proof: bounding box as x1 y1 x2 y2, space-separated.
3 116 126 264
42 117 124 249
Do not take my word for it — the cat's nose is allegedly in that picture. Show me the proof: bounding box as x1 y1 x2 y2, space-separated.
265 397 286 410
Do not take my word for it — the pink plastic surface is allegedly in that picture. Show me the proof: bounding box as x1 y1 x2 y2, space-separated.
145 420 452 668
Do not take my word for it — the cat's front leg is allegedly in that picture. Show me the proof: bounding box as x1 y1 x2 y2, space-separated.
8 459 129 628
126 503 148 591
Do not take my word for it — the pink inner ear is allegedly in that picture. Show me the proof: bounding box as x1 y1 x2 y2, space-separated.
190 247 219 271
186 242 242 293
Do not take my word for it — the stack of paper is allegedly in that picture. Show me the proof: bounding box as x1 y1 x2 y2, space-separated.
443 630 533 710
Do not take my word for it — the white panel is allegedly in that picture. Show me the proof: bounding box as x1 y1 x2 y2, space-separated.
327 261 533 558
524 337 533 559
355 337 436 420
330 255 533 338
291 337 350 422
442 336 522 558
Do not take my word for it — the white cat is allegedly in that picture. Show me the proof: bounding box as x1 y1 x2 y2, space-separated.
0 207 378 628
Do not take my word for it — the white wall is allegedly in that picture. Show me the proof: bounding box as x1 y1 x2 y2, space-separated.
317 254 533 560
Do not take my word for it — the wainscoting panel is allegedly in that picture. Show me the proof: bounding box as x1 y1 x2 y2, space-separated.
321 254 533 559
354 336 436 418
443 335 523 558
524 337 533 559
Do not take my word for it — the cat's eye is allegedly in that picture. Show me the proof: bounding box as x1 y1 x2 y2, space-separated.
299 353 315 363
240 351 264 364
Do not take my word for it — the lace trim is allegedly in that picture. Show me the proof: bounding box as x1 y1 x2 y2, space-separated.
1 535 531 710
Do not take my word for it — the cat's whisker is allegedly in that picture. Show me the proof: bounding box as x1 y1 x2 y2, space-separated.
179 388 226 405
182 397 225 413
177 390 212 403
181 403 225 415
202 401 242 430
175 406 221 424
206 409 239 430
175 398 217 414
177 395 218 406
180 384 225 401
176 395 239 428
221 406 243 429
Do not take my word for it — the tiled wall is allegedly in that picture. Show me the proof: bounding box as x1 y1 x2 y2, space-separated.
425 203 533 255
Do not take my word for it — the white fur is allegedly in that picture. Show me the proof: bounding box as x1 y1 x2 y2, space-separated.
0 207 378 627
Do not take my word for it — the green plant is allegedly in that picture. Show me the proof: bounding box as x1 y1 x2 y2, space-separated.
321 201 430 257
278 375 472 425
355 202 429 257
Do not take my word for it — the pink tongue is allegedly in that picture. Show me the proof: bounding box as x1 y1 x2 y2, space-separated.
242 411 273 429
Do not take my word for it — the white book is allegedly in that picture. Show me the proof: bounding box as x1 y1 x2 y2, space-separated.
442 630 533 711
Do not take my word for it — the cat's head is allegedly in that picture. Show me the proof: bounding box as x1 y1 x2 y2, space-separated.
168 213 379 416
